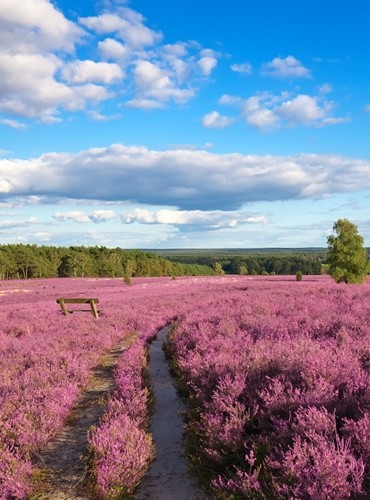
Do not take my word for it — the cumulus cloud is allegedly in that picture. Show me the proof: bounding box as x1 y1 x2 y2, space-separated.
202 111 233 128
0 0 83 53
123 208 267 230
79 10 163 48
132 60 195 104
61 60 124 84
261 55 311 78
122 208 267 231
1 144 370 211
277 95 329 123
98 38 129 59
89 210 116 223
198 56 218 76
218 91 347 131
0 2 219 121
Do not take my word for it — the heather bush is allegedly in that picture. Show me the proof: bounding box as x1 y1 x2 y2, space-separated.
167 279 370 498
3 275 370 498
0 276 198 497
88 341 155 497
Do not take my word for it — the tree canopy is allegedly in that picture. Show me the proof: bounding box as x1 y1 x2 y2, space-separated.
326 218 369 284
0 244 215 280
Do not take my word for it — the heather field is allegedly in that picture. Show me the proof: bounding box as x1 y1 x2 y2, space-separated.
1 275 370 498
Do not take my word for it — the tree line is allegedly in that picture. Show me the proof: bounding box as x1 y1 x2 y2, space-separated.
0 244 215 280
163 252 326 276
1 220 368 281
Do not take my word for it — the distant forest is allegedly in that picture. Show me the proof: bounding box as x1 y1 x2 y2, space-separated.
156 248 329 276
0 244 214 280
0 245 334 280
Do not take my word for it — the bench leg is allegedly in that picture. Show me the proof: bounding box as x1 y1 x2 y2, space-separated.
59 301 68 315
90 301 99 319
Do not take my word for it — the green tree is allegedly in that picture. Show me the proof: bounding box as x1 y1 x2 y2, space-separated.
327 219 369 284
213 262 225 275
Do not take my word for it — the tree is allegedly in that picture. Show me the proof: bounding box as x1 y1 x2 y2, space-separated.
213 262 225 275
327 219 369 284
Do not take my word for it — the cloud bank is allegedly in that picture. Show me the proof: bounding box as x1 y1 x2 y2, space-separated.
1 144 369 210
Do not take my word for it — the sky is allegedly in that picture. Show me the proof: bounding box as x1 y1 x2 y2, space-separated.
1 0 370 249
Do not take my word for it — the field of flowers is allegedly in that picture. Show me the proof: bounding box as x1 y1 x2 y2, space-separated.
1 275 370 498
0 275 238 497
168 277 370 499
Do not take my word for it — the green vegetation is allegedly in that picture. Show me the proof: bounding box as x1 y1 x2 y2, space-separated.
2 238 367 280
327 219 369 284
0 244 215 280
155 248 328 276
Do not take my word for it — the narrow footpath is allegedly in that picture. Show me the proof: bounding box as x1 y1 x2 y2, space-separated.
32 335 136 499
134 326 206 500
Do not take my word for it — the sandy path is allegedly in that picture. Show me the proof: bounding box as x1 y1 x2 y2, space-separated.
134 326 207 500
32 335 136 499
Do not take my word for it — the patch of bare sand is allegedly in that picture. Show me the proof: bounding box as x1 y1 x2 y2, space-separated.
134 326 207 500
31 333 137 499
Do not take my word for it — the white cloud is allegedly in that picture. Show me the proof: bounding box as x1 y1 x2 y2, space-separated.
98 38 129 59
124 98 165 110
89 210 116 223
198 56 217 76
2 144 370 211
218 91 347 131
0 2 218 121
230 62 252 74
132 60 195 104
218 94 243 105
277 94 331 125
61 60 124 84
122 208 267 230
261 55 311 78
243 95 279 130
0 51 111 121
53 209 117 224
53 211 91 223
87 110 122 121
0 216 37 229
202 111 233 128
0 119 26 129
79 10 163 48
365 104 370 113
0 0 83 53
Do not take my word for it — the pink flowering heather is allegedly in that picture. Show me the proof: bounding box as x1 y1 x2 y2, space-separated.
88 341 154 497
167 277 370 498
0 275 241 497
3 275 370 498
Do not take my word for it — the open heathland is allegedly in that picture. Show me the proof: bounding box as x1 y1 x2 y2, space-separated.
1 275 370 498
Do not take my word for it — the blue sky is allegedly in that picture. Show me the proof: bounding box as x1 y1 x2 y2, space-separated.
1 0 370 249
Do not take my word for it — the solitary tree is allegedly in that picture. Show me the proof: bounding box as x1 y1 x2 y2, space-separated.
327 219 369 284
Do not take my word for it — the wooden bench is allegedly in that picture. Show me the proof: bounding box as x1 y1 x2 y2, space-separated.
56 298 99 318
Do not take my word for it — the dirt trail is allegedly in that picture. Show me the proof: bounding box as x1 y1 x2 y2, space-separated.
32 334 136 499
134 326 207 500
32 326 206 499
